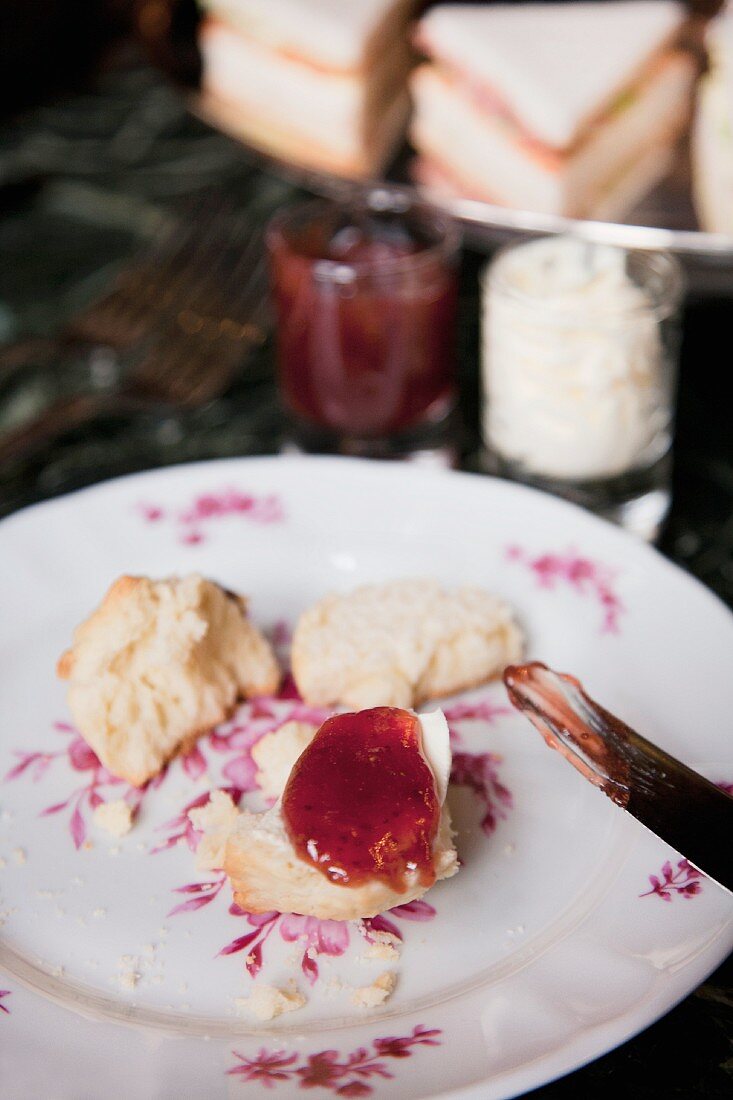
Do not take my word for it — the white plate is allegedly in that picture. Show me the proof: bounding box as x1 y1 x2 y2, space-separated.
0 455 731 1100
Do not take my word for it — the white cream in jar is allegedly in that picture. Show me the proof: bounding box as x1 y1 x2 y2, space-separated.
481 237 675 481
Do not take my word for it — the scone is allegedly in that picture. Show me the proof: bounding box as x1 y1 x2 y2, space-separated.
251 719 318 801
57 574 280 786
222 708 458 921
191 722 320 870
190 789 242 870
225 800 457 921
292 578 523 709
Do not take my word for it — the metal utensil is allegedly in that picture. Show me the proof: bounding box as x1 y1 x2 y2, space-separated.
0 190 269 465
503 661 733 894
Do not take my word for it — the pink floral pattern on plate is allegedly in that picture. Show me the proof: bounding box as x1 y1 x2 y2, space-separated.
152 788 244 855
151 699 332 856
506 544 624 633
638 783 731 902
639 859 704 901
217 900 436 984
227 1024 441 1094
156 688 511 984
443 698 513 835
166 847 436 985
168 873 230 915
1 694 328 854
220 910 350 984
4 722 166 849
138 486 284 545
443 698 512 743
450 751 512 835
0 990 10 1015
7 672 513 991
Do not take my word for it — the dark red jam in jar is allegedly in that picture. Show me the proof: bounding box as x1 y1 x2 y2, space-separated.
267 192 459 439
282 707 441 892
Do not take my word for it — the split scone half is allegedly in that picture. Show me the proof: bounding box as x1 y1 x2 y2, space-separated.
57 574 280 787
292 578 523 709
207 708 458 922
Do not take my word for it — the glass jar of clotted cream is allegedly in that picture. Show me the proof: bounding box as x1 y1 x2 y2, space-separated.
481 236 683 540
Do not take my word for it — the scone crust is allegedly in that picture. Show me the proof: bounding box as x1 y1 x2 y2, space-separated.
58 574 280 786
292 579 523 710
224 804 458 922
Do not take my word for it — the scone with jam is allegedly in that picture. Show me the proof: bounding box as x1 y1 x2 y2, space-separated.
213 706 458 922
292 578 523 709
57 574 280 786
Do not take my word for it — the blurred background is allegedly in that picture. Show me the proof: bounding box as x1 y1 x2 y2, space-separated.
0 1 731 1096
0 0 730 571
0 1 724 116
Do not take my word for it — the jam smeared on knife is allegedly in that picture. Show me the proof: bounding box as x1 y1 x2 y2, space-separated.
504 662 733 895
282 707 441 890
503 662 632 805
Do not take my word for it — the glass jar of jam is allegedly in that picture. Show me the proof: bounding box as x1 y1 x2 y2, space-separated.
266 187 460 455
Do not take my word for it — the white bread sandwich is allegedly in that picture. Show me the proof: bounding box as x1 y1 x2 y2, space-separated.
57 575 280 787
218 707 459 921
692 6 733 233
410 1 697 220
198 0 419 179
291 578 523 710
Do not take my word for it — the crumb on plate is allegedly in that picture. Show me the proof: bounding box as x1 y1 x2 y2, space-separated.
235 981 306 1021
350 971 397 1007
93 799 134 838
362 930 401 962
117 957 140 989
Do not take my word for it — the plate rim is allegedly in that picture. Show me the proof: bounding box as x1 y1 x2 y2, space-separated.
1 453 731 1100
2 452 732 631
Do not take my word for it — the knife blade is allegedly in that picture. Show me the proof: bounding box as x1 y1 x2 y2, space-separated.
503 661 733 894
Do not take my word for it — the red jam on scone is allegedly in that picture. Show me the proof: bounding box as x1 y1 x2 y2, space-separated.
282 706 441 892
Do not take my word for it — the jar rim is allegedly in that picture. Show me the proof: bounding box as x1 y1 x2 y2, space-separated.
482 235 684 322
266 186 462 281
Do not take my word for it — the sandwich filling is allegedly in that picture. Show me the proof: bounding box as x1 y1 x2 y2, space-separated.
282 707 442 892
419 48 689 167
410 50 694 217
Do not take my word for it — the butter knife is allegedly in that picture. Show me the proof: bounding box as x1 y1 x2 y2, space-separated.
503 661 733 894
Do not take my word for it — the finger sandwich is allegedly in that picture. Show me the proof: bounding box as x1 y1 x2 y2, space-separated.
411 1 697 220
199 0 419 178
